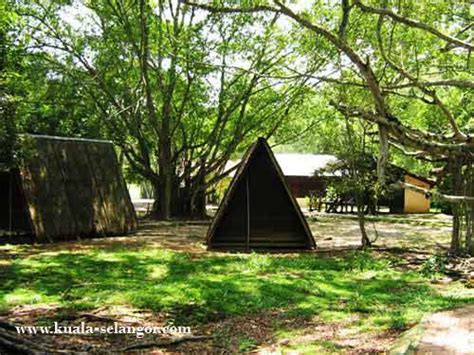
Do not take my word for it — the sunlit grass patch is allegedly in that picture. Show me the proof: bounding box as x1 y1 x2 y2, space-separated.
274 326 347 354
282 339 345 354
1 245 473 337
3 288 57 307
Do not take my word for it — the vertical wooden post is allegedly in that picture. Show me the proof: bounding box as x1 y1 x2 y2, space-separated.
246 174 250 251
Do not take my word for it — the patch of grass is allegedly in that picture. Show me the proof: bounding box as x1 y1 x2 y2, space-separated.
1 246 473 336
237 335 257 352
389 310 409 330
281 339 344 354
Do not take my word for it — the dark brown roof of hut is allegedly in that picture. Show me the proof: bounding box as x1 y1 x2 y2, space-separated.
0 135 137 242
207 137 315 251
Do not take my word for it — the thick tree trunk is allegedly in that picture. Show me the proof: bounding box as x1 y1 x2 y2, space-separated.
150 173 207 220
173 166 208 219
465 163 474 255
173 188 207 219
154 135 173 220
188 168 208 219
151 181 162 219
377 124 389 185
188 188 207 219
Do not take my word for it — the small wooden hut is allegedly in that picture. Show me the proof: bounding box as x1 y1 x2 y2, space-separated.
224 153 338 210
207 137 315 250
272 153 337 198
0 135 137 242
389 173 434 213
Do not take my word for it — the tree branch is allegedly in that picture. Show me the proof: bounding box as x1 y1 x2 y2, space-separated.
354 0 474 50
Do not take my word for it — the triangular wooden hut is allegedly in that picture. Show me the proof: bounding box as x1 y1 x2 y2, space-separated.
0 135 137 242
207 137 315 250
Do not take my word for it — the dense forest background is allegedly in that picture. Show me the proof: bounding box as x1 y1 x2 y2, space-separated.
1 0 473 253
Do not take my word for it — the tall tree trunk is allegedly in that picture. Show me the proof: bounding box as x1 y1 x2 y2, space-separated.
151 169 208 220
150 135 173 220
189 167 208 219
187 189 207 219
377 124 389 185
172 179 208 219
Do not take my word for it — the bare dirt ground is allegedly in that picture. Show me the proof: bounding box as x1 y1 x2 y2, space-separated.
0 212 453 257
60 212 454 254
310 213 452 250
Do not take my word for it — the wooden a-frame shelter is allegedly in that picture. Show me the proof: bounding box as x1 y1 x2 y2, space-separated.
207 137 316 250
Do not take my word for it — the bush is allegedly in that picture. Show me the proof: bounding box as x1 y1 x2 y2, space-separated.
420 254 447 278
346 251 391 271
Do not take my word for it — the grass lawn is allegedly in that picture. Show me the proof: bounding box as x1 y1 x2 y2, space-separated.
1 216 473 353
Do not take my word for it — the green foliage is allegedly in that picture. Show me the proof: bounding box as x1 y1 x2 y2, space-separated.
277 0 472 185
420 254 448 279
0 2 19 170
0 101 18 170
4 0 473 221
1 1 103 172
7 0 323 217
272 92 342 153
389 309 408 330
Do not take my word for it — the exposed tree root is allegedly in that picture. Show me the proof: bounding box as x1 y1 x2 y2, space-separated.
121 335 213 351
0 327 50 354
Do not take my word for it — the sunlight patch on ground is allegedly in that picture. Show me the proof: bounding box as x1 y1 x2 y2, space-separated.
4 288 47 306
0 214 472 353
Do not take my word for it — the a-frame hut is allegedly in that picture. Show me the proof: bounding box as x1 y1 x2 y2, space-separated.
0 135 137 242
207 137 316 250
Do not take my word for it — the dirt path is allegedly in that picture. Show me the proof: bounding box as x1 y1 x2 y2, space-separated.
391 305 474 354
416 306 474 354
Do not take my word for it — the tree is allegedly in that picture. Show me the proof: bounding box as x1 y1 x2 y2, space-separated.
1 2 20 171
323 118 377 247
185 0 474 255
2 1 104 172
15 0 313 219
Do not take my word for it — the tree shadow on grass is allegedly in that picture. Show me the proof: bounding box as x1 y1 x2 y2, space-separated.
1 250 472 334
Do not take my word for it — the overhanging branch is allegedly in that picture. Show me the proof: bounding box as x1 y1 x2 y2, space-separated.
354 0 474 51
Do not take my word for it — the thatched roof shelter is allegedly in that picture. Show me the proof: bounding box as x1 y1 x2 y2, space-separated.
207 137 315 251
0 135 137 242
